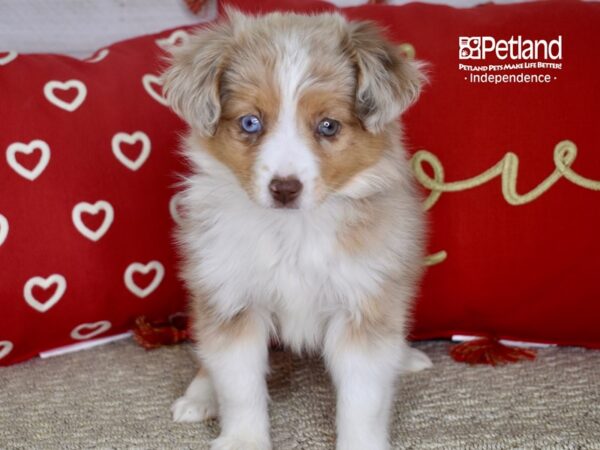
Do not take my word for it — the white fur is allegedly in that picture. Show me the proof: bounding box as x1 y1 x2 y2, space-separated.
172 371 218 422
253 39 319 209
325 316 400 450
202 310 272 450
177 143 430 449
169 11 431 450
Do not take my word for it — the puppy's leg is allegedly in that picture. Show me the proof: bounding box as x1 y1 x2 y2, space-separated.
172 366 218 422
324 314 405 450
201 309 272 450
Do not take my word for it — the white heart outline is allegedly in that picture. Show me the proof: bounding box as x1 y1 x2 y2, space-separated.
0 214 8 246
6 139 51 181
72 200 114 242
168 312 186 322
111 131 151 171
142 74 169 106
124 261 165 298
0 51 18 66
43 79 87 112
156 30 191 51
85 48 109 63
23 274 67 313
169 192 186 225
70 321 111 340
0 341 13 360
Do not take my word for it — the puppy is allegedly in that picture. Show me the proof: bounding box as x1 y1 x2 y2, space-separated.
164 8 432 450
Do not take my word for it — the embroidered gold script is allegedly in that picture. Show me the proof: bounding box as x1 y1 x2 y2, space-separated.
414 140 600 265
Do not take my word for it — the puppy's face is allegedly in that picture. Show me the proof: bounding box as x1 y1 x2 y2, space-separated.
164 10 423 209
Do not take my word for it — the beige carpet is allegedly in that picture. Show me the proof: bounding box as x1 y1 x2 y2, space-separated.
0 339 599 449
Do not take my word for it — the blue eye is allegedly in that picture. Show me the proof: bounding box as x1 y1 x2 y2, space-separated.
317 118 340 137
240 114 262 134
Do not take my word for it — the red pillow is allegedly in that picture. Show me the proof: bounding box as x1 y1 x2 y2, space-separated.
2 1 599 366
0 29 195 365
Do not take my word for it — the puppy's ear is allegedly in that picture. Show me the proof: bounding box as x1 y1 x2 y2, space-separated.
162 21 232 136
348 21 426 133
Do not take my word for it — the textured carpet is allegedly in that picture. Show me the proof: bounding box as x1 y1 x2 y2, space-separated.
0 339 599 449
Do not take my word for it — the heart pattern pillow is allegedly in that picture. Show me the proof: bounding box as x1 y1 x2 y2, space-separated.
0 28 194 365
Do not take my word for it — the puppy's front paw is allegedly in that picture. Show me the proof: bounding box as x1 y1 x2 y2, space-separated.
337 436 389 450
210 435 271 450
171 394 217 423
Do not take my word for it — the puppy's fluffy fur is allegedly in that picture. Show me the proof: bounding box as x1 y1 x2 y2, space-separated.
164 9 431 450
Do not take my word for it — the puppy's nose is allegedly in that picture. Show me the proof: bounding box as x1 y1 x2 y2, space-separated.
269 177 303 205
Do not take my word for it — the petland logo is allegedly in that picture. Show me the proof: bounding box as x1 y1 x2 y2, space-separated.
459 36 562 60
458 35 563 84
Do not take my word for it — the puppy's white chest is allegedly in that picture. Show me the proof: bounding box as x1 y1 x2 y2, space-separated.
198 210 347 348
261 226 336 349
200 210 332 292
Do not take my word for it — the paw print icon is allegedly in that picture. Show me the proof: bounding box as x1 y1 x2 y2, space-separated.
459 37 482 59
